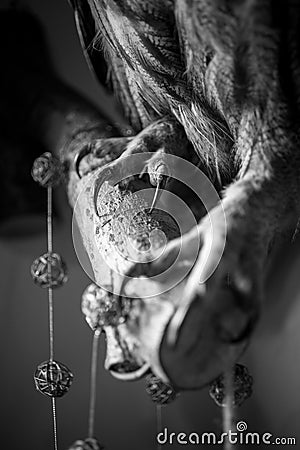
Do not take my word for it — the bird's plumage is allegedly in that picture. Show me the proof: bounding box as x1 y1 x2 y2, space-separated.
69 0 300 181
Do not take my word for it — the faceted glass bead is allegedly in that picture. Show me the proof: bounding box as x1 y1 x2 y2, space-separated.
81 283 131 330
145 373 178 405
31 152 63 187
67 438 104 450
34 360 73 398
31 252 68 288
209 363 253 407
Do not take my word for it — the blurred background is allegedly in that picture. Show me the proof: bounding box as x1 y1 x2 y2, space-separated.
1 0 300 449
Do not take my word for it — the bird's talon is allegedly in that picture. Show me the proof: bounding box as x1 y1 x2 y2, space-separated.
74 143 92 179
149 183 161 212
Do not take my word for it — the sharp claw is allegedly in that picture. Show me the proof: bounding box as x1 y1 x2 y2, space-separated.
139 164 148 179
149 176 168 212
74 144 92 178
149 182 161 213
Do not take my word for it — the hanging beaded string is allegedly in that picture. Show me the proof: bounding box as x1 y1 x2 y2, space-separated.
145 373 179 450
31 152 73 450
67 325 102 450
209 363 253 449
48 183 58 450
81 283 126 449
223 368 234 450
67 282 130 450
88 328 101 440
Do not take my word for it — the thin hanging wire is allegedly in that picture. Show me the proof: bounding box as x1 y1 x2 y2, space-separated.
156 404 162 450
88 329 101 438
48 287 54 361
47 186 58 450
223 367 234 450
47 187 53 253
52 397 58 450
47 187 54 361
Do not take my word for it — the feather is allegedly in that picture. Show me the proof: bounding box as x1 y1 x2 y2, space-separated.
69 0 235 179
69 0 109 88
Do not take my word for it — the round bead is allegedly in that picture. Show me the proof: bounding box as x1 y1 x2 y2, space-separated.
145 373 178 405
209 363 253 407
67 438 104 450
81 283 131 330
31 252 68 288
31 152 63 187
34 360 73 397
